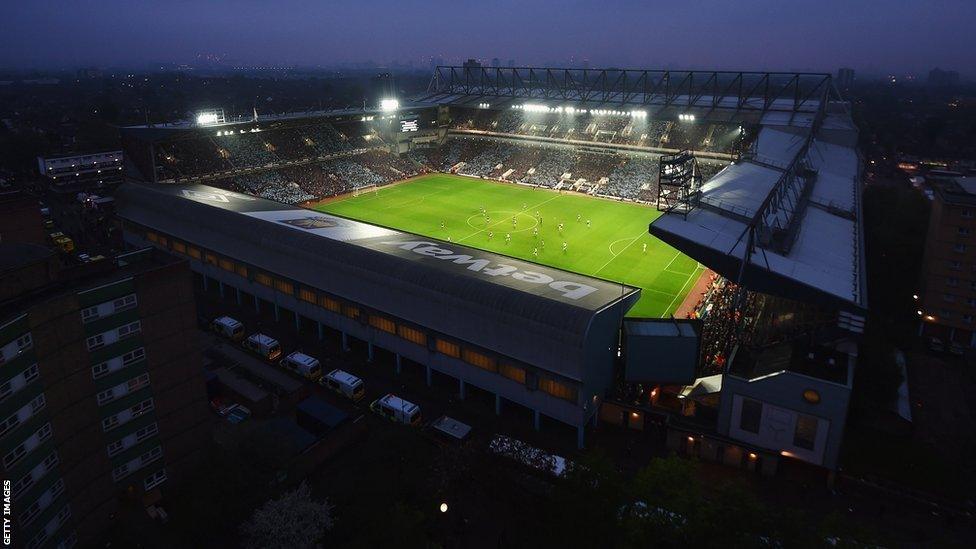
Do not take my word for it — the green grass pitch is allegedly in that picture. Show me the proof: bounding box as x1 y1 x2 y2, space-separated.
315 174 704 317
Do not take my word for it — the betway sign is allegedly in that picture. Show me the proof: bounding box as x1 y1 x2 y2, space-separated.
383 241 599 301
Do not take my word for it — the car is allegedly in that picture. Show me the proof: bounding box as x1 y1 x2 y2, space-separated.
429 415 472 443
243 333 282 361
225 404 252 424
949 342 965 357
926 337 945 353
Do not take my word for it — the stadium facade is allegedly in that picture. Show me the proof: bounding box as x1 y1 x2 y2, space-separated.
116 66 866 472
116 183 638 447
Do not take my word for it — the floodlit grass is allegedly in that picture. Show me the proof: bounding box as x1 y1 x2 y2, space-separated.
315 174 703 317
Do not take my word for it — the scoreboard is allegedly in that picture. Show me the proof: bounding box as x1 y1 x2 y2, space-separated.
399 116 419 132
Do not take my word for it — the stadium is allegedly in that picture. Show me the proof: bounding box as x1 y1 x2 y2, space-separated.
117 67 865 470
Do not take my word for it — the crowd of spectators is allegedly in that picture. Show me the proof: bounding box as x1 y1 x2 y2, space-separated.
155 120 366 180
450 107 751 154
685 276 763 375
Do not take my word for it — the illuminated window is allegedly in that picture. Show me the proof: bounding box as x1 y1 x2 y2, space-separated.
539 378 577 401
157 236 168 247
205 252 218 266
397 325 426 346
171 241 186 254
274 279 293 294
146 232 158 243
187 247 201 259
435 339 460 358
321 296 341 313
255 273 273 287
462 348 497 372
299 288 317 303
235 264 248 277
499 363 526 384
342 305 360 320
369 315 396 334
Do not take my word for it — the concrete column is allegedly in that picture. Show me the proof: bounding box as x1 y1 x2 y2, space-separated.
255 297 260 314
395 354 402 375
317 322 324 341
426 365 432 387
458 379 466 400
202 275 209 292
577 425 585 449
593 412 599 427
218 281 225 299
367 342 374 363
294 313 301 332
235 287 242 306
495 394 502 415
533 410 541 431
341 332 349 352
273 303 280 322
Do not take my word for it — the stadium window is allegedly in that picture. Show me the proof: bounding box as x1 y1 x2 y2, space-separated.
740 399 762 434
274 279 293 295
369 315 396 334
235 264 248 278
187 247 202 260
462 348 497 372
171 241 186 254
539 378 577 402
793 414 818 450
499 363 526 384
205 252 218 266
255 273 273 287
219 258 234 272
397 325 427 346
146 232 158 243
342 305 360 320
435 339 461 358
320 296 341 313
299 288 317 304
157 236 168 247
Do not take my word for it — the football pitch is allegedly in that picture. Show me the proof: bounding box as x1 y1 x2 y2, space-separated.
314 174 704 318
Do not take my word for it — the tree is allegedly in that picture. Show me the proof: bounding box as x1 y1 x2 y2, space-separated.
240 482 333 549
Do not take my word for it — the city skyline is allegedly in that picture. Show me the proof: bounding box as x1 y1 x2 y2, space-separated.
2 1 975 77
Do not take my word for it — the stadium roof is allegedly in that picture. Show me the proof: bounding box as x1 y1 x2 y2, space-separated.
115 183 639 382
649 107 867 312
421 67 839 125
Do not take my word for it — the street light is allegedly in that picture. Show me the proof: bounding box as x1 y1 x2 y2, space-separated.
380 98 399 112
439 502 449 513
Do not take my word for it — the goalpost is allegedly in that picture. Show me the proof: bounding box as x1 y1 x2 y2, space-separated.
352 184 378 197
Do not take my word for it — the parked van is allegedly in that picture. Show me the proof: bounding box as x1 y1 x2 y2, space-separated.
280 351 323 381
243 333 282 361
430 415 472 443
322 369 365 402
212 316 245 341
370 394 421 426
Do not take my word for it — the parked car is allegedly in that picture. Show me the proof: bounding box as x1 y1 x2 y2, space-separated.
212 316 245 341
243 333 282 361
280 351 323 381
321 369 365 402
370 394 421 426
926 336 945 353
225 404 252 424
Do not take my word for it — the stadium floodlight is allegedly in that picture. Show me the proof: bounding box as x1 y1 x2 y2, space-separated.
196 112 219 125
380 98 399 112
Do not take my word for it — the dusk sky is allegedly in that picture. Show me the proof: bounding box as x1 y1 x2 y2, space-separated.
2 0 975 75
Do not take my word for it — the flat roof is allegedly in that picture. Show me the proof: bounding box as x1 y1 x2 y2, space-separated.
117 184 638 312
116 183 640 382
650 110 866 311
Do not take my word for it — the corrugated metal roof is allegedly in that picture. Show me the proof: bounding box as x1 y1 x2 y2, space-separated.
116 183 640 381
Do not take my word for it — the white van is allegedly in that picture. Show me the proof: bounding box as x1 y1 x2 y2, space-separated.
322 369 365 402
280 351 322 381
212 316 245 341
370 394 421 426
243 333 282 361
